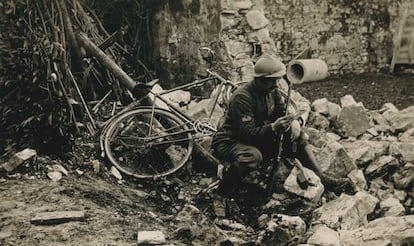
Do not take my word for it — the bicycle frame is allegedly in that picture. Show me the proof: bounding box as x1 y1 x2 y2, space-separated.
144 69 236 141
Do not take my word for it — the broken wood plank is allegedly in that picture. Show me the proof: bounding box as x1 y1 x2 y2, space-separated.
1 149 36 173
30 211 85 225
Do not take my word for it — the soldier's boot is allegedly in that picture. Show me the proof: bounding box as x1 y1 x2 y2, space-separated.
297 144 350 189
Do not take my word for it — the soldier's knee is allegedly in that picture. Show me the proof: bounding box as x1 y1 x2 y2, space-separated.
235 147 263 169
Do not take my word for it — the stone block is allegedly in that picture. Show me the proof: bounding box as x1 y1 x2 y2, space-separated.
137 231 166 245
313 191 378 230
315 140 357 177
307 224 340 246
365 155 398 177
347 169 367 191
340 95 357 108
336 104 370 138
283 166 324 202
311 98 329 115
339 216 414 246
392 163 414 189
390 141 414 162
341 140 389 166
245 10 269 30
379 197 405 216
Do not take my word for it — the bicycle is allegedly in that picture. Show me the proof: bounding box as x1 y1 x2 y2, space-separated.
99 48 299 180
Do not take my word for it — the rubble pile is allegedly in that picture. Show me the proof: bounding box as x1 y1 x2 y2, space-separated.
135 87 414 245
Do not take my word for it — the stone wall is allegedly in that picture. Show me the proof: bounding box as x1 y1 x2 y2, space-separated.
152 0 414 84
264 0 413 74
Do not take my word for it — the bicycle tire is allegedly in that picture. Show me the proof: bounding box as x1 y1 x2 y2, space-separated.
103 107 194 179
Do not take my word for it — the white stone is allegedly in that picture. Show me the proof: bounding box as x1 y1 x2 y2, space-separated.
245 10 269 30
341 140 389 166
313 191 379 230
390 141 414 162
137 231 166 245
327 101 341 121
347 169 367 191
339 215 414 246
307 224 340 246
283 166 324 202
311 98 329 115
315 140 357 177
380 197 405 217
340 95 357 107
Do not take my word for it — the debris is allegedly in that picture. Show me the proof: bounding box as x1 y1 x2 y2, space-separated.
307 225 340 246
379 197 406 216
339 215 414 246
52 164 69 176
347 169 367 191
283 166 324 202
336 103 370 138
30 211 85 225
137 231 166 245
313 191 378 230
1 149 36 173
47 171 62 182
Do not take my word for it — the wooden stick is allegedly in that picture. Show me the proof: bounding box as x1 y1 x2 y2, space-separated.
76 32 137 91
67 68 97 131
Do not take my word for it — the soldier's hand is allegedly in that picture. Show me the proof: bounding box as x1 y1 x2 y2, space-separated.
290 119 301 140
271 116 291 132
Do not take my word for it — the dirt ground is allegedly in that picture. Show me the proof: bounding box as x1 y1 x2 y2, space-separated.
295 72 414 110
0 72 413 245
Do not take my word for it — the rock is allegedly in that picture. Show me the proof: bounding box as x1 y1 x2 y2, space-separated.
1 148 36 173
283 166 324 202
52 164 68 176
389 141 414 162
245 10 269 30
365 155 399 177
307 224 340 246
30 211 85 225
336 104 370 138
313 191 379 230
382 102 399 112
176 205 203 223
339 95 357 107
386 106 414 132
341 140 389 166
339 215 414 246
47 171 62 182
369 177 395 200
347 169 367 191
327 101 341 121
233 0 253 10
258 214 306 246
399 127 414 142
392 163 414 189
315 140 357 177
311 98 329 115
307 112 330 130
379 197 405 216
137 231 166 245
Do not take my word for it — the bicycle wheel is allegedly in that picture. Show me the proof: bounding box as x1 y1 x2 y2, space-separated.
103 107 194 179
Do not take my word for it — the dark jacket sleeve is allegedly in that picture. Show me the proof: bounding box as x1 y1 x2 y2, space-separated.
228 93 275 145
